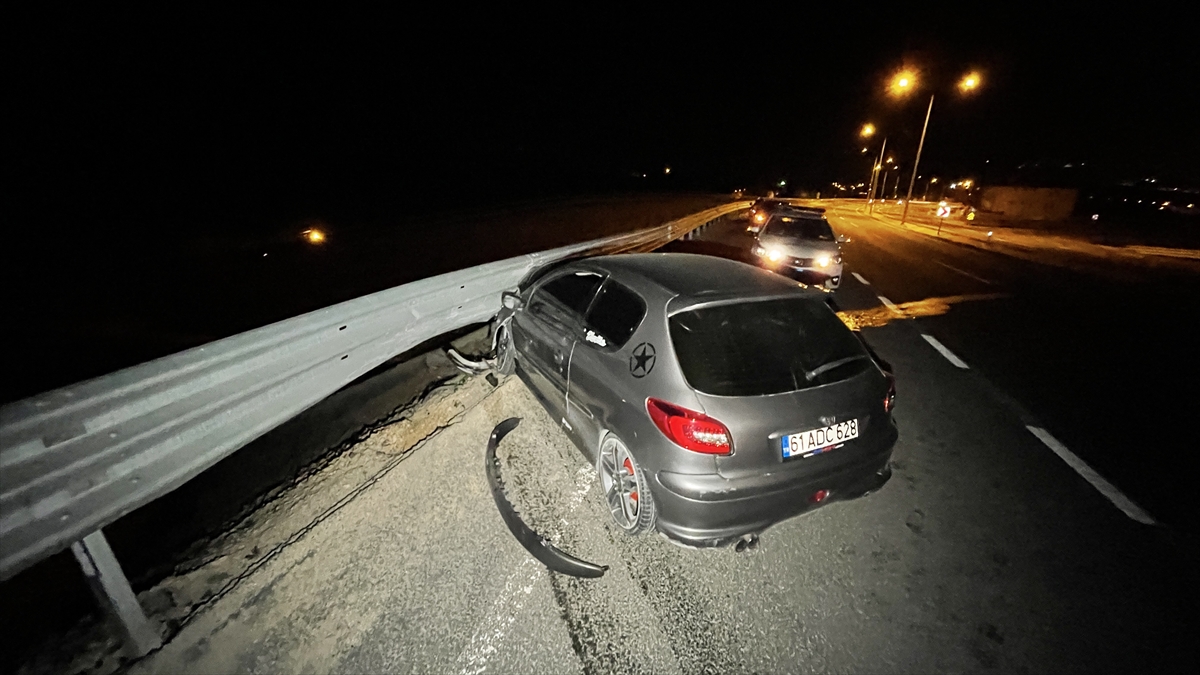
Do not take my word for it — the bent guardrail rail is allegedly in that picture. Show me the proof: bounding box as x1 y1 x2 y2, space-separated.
0 201 744 592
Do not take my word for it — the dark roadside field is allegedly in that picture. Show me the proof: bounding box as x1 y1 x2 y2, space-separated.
3 193 732 405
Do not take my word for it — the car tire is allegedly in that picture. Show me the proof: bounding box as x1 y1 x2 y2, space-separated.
597 433 656 535
494 322 516 376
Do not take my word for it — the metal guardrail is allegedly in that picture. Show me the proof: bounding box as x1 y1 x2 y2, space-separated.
0 201 745 583
1123 245 1200 260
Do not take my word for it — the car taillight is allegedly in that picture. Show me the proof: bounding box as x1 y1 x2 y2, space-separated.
646 398 732 455
883 373 897 413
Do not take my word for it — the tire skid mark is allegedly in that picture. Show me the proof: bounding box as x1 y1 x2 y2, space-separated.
616 537 746 675
549 570 646 675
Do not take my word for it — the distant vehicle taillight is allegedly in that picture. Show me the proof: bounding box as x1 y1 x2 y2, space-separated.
884 373 897 413
646 398 732 455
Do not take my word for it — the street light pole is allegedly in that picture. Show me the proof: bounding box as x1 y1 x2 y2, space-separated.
867 137 887 214
900 94 934 227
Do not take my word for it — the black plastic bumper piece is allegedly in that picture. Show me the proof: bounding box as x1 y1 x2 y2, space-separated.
485 417 608 578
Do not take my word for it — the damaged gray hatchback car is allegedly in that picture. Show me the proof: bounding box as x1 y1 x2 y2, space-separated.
493 253 897 548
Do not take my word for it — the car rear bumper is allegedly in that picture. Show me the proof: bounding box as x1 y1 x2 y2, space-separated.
651 421 897 547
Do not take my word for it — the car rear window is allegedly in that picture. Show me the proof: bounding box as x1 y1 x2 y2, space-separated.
669 297 868 396
764 216 835 241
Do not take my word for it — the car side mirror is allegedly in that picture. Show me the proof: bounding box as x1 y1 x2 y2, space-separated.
836 234 850 243
501 291 524 310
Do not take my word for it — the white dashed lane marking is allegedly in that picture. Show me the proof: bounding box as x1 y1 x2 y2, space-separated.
1026 426 1157 525
920 334 969 369
934 260 995 285
836 201 1155 527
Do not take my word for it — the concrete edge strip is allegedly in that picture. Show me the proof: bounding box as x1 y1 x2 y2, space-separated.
876 295 899 312
172 375 496 635
920 334 969 369
1025 426 1157 525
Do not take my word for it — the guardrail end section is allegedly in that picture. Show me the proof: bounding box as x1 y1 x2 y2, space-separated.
70 530 162 658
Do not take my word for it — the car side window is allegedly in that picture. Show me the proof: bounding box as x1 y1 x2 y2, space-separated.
583 280 646 350
530 271 603 324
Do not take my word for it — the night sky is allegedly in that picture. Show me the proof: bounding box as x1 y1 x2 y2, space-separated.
8 9 1198 239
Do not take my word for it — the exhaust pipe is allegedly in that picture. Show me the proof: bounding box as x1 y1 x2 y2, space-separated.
734 534 760 553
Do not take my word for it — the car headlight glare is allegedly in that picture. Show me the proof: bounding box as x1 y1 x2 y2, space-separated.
767 249 783 262
816 254 831 267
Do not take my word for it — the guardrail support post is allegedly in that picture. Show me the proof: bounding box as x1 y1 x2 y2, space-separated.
70 530 162 658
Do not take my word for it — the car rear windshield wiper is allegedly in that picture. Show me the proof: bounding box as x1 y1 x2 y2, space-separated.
805 355 869 381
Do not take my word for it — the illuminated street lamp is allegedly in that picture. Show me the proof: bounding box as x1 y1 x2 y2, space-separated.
895 69 984 227
888 69 917 98
860 123 876 138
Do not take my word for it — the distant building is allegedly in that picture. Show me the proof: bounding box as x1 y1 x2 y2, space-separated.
979 187 1077 221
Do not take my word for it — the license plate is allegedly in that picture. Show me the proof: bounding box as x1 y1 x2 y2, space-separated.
782 419 859 459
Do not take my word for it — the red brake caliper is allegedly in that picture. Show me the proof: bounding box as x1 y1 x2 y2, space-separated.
623 458 638 502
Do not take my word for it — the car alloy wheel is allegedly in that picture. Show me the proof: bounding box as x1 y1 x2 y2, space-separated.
598 433 655 534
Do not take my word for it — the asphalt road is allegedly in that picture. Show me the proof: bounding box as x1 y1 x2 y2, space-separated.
130 210 1198 674
821 201 1200 537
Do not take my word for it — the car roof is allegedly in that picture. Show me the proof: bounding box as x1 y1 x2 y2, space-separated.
769 210 830 223
579 253 819 308
775 204 826 216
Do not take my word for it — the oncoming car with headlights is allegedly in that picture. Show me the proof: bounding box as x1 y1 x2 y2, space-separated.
492 253 897 548
751 209 846 291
